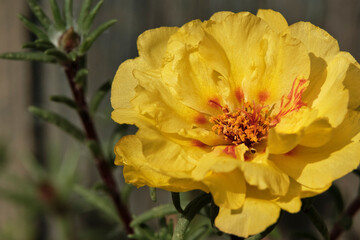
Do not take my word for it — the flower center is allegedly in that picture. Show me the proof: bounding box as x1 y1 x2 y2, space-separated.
210 103 272 147
210 78 309 147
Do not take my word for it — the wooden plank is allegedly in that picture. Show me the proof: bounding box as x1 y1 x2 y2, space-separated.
0 1 31 238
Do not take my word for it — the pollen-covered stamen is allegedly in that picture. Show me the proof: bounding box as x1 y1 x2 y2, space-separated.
210 102 272 147
209 78 309 148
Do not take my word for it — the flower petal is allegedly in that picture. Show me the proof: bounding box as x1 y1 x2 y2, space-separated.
204 12 310 105
268 108 315 154
209 11 234 22
241 150 290 196
311 52 350 127
215 198 280 238
342 56 360 110
257 9 288 33
273 179 302 213
115 128 208 192
192 145 247 180
112 27 177 109
271 111 360 189
111 59 139 109
289 21 339 61
137 27 179 68
269 109 333 153
204 170 246 210
300 183 331 198
162 20 229 115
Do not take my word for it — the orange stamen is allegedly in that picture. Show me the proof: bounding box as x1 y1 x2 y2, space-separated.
210 78 309 147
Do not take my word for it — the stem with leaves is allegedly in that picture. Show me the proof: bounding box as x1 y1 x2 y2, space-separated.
63 57 133 234
172 193 212 240
0 0 132 235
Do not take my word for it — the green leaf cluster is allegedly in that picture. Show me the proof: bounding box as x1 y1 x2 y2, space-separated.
0 0 117 63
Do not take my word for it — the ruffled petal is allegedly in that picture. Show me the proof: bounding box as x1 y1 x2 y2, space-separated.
111 59 140 109
162 20 229 115
241 150 290 195
342 55 360 110
203 170 246 210
289 21 339 61
271 111 360 189
311 52 350 127
112 27 177 109
114 128 208 192
192 145 247 180
273 179 302 213
256 9 288 33
268 108 317 154
269 109 334 153
204 12 310 105
215 198 280 238
209 11 234 22
300 183 331 198
137 27 179 68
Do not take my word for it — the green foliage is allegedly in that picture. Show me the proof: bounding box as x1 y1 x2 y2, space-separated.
3 0 116 65
74 68 89 88
302 199 330 240
74 185 119 223
90 80 112 114
0 186 40 209
172 193 212 240
50 95 78 110
0 143 8 171
120 183 134 204
78 19 117 55
0 52 56 63
82 0 104 34
329 184 345 214
78 0 93 31
171 192 183 214
29 106 85 142
49 0 66 30
22 40 54 51
27 0 52 31
18 14 49 40
245 222 278 240
45 48 71 62
149 187 157 202
131 204 177 227
64 0 73 27
184 216 212 240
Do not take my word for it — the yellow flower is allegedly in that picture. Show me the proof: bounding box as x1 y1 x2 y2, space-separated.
111 10 360 237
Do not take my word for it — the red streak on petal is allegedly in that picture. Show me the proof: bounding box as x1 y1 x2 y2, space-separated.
208 98 222 109
258 91 270 103
192 140 207 148
272 78 309 126
195 114 207 125
223 146 237 158
235 88 244 103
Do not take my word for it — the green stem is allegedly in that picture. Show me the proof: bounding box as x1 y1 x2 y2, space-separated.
303 203 329 240
172 193 212 240
171 192 183 214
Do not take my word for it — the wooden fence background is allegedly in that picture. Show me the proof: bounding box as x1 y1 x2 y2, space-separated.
1 0 360 239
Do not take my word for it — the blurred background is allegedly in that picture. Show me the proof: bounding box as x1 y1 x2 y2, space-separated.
1 0 360 239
